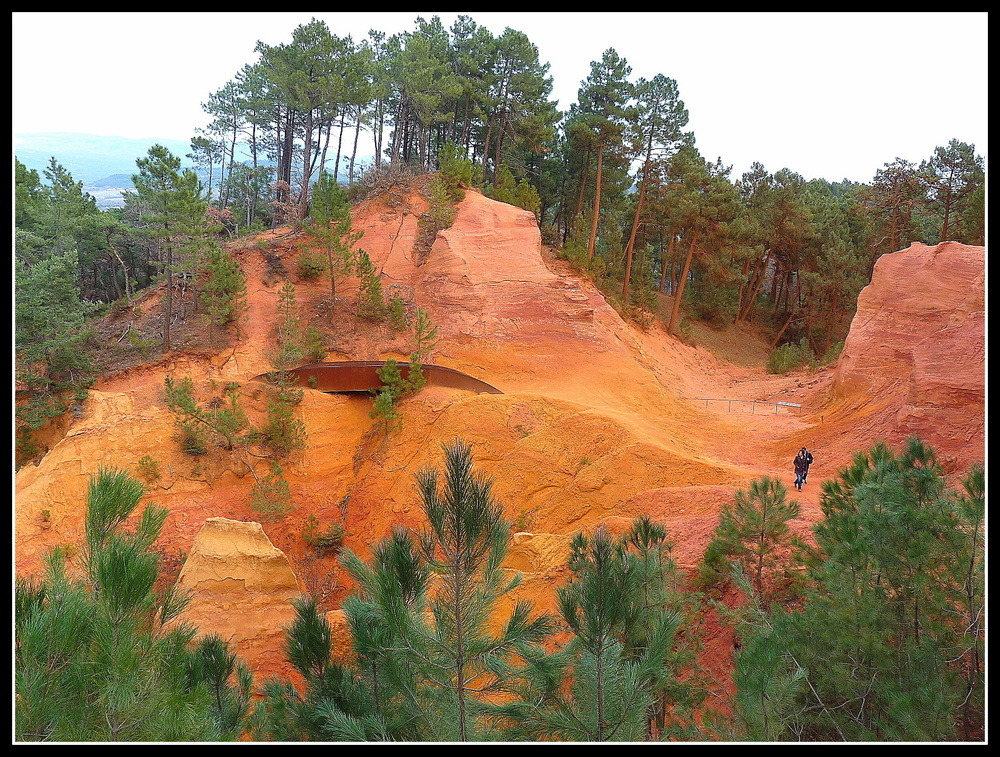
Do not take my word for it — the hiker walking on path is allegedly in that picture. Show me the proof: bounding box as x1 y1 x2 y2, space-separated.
793 447 814 491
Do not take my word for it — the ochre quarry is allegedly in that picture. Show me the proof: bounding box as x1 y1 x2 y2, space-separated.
13 184 986 706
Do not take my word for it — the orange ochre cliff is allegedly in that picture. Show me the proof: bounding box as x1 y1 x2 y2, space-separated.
14 187 985 699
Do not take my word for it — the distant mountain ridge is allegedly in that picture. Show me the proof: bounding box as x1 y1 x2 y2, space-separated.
15 132 200 209
87 173 135 189
15 131 365 209
14 132 196 188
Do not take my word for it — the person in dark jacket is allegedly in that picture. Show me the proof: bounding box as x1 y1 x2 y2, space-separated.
793 448 814 491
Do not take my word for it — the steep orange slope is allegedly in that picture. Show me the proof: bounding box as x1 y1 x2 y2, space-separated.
13 185 985 698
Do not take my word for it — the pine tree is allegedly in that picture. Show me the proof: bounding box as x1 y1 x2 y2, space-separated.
251 596 398 741
621 74 689 301
733 164 815 329
657 145 741 335
496 525 683 742
15 469 246 741
330 529 434 741
622 516 706 738
185 634 254 739
274 279 304 368
413 439 555 740
477 26 560 183
355 249 385 320
336 439 554 741
728 596 808 742
35 157 104 265
254 20 359 227
412 307 439 361
576 49 635 264
697 476 805 606
14 158 101 417
308 170 362 315
391 17 462 169
796 183 869 357
15 246 95 392
201 242 248 336
163 375 249 452
859 157 924 259
917 139 985 243
369 356 428 433
248 461 295 522
132 144 215 352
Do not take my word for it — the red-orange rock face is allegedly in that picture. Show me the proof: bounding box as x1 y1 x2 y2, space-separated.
832 242 985 468
166 517 304 683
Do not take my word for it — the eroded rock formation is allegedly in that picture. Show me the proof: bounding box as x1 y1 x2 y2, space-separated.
167 517 303 682
830 241 985 468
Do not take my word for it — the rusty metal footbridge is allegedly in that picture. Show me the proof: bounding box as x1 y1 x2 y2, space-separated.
255 361 503 395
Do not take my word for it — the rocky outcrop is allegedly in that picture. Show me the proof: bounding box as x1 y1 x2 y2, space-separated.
831 241 985 468
167 517 303 682
418 194 597 341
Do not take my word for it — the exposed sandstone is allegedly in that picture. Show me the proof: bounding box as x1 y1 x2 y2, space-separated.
829 241 985 469
167 517 303 682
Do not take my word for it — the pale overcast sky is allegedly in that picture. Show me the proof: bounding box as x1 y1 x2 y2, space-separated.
11 11 989 184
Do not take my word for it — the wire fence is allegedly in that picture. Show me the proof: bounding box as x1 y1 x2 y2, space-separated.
689 397 824 421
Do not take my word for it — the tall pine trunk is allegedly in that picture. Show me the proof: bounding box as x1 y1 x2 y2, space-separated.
587 145 605 262
163 239 173 352
667 229 699 335
349 105 362 185
659 231 676 293
737 251 771 323
622 137 653 299
297 110 315 228
334 110 347 183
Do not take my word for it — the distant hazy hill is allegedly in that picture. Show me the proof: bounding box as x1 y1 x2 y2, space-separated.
14 132 197 208
15 131 365 209
14 132 194 188
87 173 135 189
